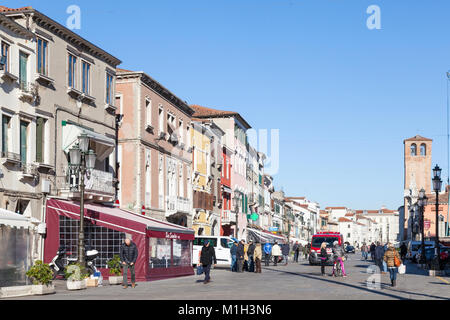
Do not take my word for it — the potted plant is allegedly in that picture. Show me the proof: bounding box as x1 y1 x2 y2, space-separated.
26 260 56 295
107 255 122 285
65 263 89 290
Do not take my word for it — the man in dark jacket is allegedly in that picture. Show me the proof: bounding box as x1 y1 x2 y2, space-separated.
370 242 376 261
230 241 238 272
293 242 300 263
120 238 138 289
200 240 217 284
263 242 272 266
400 243 407 261
374 242 385 273
282 243 290 265
236 240 245 272
247 240 256 272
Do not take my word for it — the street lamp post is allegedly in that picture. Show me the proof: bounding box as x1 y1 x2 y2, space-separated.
432 165 442 270
233 191 241 239
418 188 428 265
69 134 97 267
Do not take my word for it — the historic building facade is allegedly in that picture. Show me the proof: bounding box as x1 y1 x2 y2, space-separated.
116 69 194 226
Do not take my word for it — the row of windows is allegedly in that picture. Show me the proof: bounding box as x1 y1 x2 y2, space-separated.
0 38 114 105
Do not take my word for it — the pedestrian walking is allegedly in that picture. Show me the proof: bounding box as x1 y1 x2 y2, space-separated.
319 242 328 276
361 243 368 261
230 240 238 272
120 237 138 289
254 242 263 273
282 242 290 265
271 241 282 266
263 242 272 266
236 239 245 272
293 241 300 263
370 242 376 261
400 243 407 262
383 242 401 287
200 240 217 284
374 241 385 273
247 240 256 272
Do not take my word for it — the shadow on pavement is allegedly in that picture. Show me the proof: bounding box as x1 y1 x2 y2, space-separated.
262 267 446 300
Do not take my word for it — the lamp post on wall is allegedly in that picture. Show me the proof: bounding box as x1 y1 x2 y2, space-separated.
418 188 428 265
432 165 442 270
69 134 97 267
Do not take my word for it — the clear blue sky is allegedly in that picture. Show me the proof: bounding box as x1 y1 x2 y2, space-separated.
5 0 450 210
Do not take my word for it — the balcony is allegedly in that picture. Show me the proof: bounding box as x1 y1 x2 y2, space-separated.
1 151 21 165
35 73 55 86
0 70 18 82
19 82 38 102
165 196 191 216
221 210 236 224
58 167 115 202
20 163 38 180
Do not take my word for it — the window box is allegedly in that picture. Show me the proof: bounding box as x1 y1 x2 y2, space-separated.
0 70 18 82
67 87 83 99
81 93 96 104
104 103 116 113
35 73 54 85
1 151 21 165
145 124 154 133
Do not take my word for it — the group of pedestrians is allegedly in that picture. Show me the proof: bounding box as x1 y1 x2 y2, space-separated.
361 241 403 287
231 239 263 273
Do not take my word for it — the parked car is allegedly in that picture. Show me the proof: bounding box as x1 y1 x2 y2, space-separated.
192 236 235 267
407 241 435 262
414 245 450 263
345 245 355 254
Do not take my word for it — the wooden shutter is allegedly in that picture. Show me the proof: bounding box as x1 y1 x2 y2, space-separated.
36 118 44 163
20 121 27 164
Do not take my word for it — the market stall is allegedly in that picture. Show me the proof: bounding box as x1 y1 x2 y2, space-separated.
44 198 194 281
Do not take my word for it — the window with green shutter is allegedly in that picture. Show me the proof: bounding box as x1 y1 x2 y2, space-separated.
20 121 28 164
2 115 10 154
36 118 44 163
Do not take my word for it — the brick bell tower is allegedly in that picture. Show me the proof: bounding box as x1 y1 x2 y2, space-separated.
403 135 433 240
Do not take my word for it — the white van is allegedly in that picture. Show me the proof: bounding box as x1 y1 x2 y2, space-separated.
192 236 235 267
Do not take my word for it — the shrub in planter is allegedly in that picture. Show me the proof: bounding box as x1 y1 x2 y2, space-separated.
106 254 122 285
65 263 90 290
26 260 55 295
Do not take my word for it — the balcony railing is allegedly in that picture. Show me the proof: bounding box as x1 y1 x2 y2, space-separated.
176 197 191 213
1 151 21 164
165 196 192 215
62 167 115 196
19 82 37 101
222 210 236 224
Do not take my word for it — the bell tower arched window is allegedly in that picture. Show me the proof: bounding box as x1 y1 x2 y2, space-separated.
410 143 417 156
420 144 426 156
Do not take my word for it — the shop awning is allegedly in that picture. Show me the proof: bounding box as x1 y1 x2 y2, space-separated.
0 208 33 228
62 123 115 161
247 227 286 243
46 199 195 240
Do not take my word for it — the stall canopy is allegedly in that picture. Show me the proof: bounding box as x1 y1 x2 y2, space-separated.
44 198 195 281
0 208 33 228
62 123 115 161
247 228 286 244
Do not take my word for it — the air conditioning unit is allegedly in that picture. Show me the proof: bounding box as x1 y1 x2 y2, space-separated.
42 179 51 194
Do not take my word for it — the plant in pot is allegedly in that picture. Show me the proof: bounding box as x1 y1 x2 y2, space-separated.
106 255 123 285
64 263 90 290
26 260 56 295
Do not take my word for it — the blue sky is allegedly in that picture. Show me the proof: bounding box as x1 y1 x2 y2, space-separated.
4 0 450 210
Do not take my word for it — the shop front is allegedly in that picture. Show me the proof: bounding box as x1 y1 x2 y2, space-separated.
44 198 194 281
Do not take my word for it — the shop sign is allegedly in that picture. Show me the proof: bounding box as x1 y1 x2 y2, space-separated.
165 232 181 240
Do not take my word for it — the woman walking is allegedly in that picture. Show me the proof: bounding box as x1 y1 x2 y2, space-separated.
319 242 328 276
383 243 401 287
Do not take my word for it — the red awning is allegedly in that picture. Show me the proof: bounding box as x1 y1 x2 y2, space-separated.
46 199 195 240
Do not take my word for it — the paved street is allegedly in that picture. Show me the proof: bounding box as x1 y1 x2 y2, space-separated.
6 254 450 300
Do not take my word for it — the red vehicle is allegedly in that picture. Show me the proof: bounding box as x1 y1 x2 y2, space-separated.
309 232 344 265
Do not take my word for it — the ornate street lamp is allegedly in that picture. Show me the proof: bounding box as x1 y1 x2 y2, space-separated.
418 188 428 265
69 135 97 268
432 165 442 270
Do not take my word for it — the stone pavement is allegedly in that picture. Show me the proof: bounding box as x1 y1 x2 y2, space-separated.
5 255 450 300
